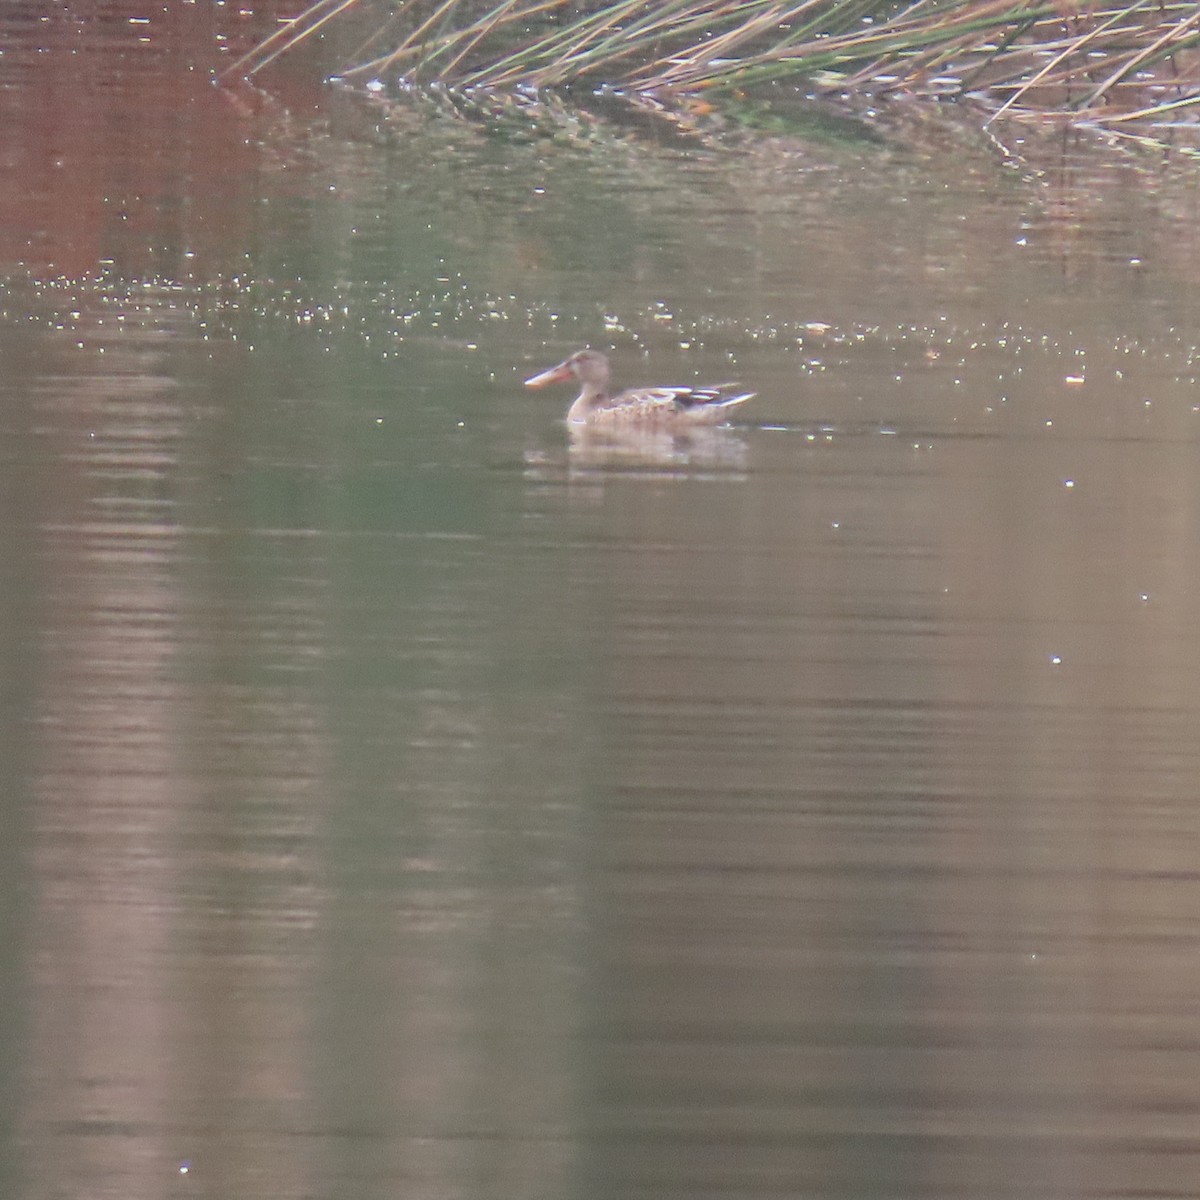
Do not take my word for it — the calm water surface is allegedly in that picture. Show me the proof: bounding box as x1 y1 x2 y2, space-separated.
3 6 1200 1200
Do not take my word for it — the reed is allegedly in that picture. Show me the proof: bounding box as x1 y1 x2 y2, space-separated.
225 1 1200 126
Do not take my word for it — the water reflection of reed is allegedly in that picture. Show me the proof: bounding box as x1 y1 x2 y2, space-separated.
235 0 1200 131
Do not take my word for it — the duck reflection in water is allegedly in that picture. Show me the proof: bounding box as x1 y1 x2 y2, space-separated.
563 419 750 472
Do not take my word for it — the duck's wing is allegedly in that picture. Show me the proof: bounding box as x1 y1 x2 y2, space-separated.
673 385 756 412
608 384 754 421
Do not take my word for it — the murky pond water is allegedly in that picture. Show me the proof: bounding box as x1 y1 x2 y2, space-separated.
4 6 1200 1200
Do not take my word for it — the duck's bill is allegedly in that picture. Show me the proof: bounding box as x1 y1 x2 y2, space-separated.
524 362 573 388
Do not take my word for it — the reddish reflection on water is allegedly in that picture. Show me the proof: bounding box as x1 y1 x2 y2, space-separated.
0 1 316 278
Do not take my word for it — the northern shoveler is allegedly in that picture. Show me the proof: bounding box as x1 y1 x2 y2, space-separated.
524 348 754 426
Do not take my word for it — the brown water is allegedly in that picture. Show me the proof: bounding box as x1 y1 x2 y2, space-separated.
4 6 1200 1200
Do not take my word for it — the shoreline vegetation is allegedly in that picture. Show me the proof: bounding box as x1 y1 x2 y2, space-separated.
226 1 1200 130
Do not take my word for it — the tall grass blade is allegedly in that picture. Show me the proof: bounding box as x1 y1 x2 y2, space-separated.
984 2 1152 123
1077 6 1200 107
221 0 366 81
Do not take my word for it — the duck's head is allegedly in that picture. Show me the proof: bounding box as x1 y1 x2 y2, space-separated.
524 348 611 391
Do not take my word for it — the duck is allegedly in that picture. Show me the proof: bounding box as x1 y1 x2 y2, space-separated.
524 348 754 426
